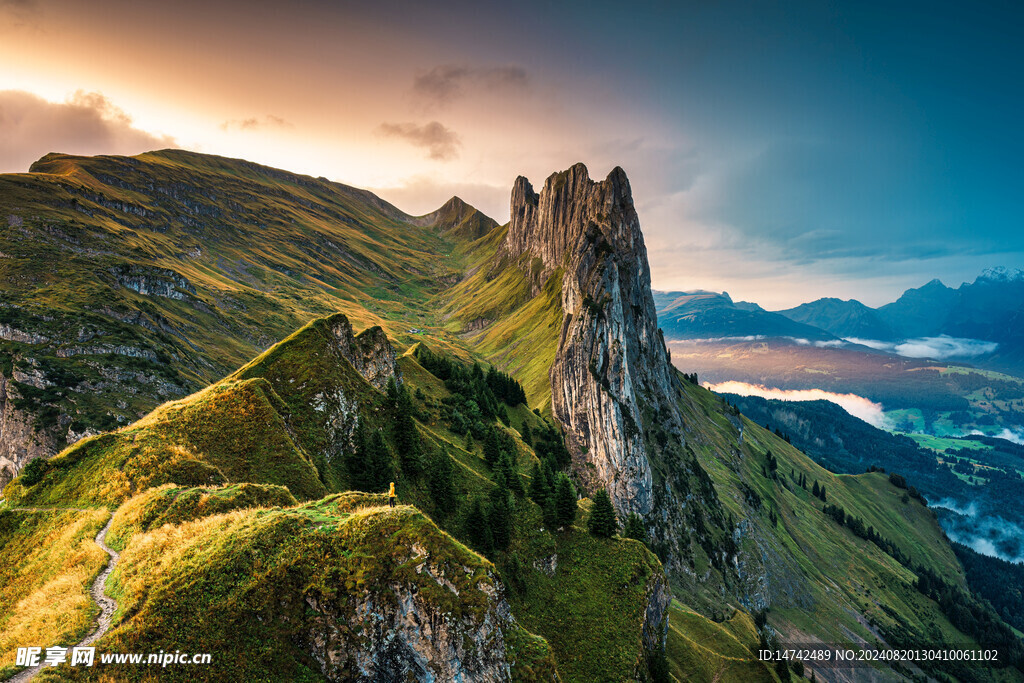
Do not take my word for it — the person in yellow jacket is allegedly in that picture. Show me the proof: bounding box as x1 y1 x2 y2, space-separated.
388 482 396 508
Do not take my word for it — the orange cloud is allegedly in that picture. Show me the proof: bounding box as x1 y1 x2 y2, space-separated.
0 90 174 172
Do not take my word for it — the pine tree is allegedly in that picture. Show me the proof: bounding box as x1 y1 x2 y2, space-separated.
365 430 393 491
500 452 524 497
520 422 532 447
465 497 492 552
385 375 400 405
812 480 820 498
554 474 577 528
393 382 423 474
483 427 501 467
588 489 618 538
543 494 558 529
624 512 647 545
346 420 370 490
529 463 549 504
487 484 513 550
819 484 827 502
428 451 457 518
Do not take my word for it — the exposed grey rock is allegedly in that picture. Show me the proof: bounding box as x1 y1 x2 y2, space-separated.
324 315 402 392
0 374 58 489
502 164 679 515
502 163 736 593
0 324 49 344
56 345 160 361
109 264 197 300
640 567 671 672
304 546 520 681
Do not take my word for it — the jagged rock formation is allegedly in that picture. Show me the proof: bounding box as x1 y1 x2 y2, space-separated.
501 164 735 590
324 315 401 392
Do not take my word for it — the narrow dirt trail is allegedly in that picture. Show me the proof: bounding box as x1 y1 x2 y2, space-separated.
5 512 120 683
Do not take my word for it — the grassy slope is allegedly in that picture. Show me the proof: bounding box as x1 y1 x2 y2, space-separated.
0 508 109 680
436 226 563 414
674 378 1020 678
0 149 465 440
665 600 776 683
506 508 665 683
40 497 555 682
3 377 326 509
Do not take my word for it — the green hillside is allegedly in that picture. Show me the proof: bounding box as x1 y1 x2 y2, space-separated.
1 152 1021 682
0 150 465 479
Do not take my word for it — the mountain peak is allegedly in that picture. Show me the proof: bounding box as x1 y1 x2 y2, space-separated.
977 266 1024 284
412 195 498 240
505 163 639 281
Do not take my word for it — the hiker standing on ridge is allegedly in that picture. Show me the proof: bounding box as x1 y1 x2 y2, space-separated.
388 481 396 508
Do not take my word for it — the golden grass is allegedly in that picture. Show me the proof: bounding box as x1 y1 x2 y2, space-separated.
0 509 109 671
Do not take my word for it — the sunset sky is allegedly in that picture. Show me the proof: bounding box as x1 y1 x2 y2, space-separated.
2 0 1021 308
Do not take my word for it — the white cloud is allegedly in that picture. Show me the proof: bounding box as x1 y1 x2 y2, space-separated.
705 380 892 429
844 335 998 360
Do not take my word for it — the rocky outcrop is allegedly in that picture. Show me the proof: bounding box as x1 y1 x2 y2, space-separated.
502 164 734 584
640 568 671 674
306 576 515 681
55 344 161 361
109 265 197 300
503 165 679 514
0 324 49 345
323 314 401 392
0 374 58 489
296 502 553 681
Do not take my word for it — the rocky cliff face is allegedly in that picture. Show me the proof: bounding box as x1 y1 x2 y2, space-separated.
324 315 401 392
502 164 735 587
306 565 517 682
0 374 56 488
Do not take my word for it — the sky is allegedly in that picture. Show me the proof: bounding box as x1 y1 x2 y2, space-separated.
1 0 1022 308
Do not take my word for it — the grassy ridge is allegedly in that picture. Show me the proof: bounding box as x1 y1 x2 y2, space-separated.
0 149 469 447
106 483 297 551
4 377 327 509
38 499 555 681
505 510 665 683
673 378 1006 675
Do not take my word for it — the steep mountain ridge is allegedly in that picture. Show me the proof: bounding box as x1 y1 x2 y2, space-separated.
497 165 737 594
413 196 499 241
779 297 897 339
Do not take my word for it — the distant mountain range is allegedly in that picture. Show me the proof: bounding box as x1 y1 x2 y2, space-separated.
656 267 1024 375
652 290 837 342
